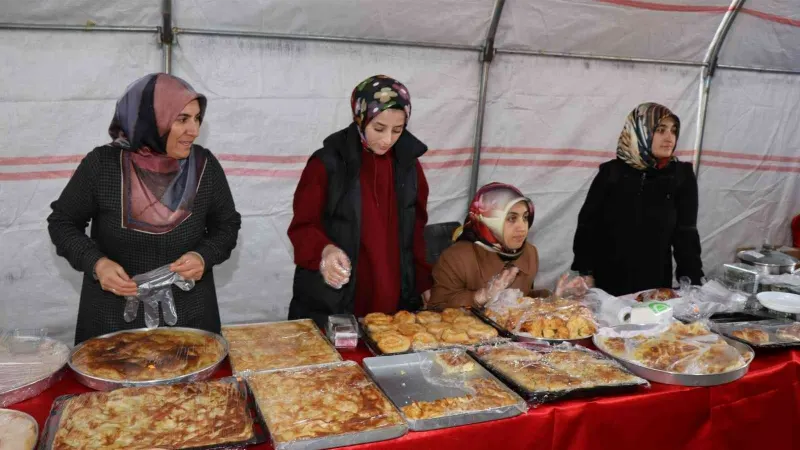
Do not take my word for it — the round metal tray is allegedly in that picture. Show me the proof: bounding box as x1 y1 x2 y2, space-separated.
592 324 754 387
69 327 229 391
0 408 39 450
0 337 69 407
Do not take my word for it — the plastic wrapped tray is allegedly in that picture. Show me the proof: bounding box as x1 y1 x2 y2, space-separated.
0 408 39 450
69 327 228 391
222 319 342 374
472 307 593 345
246 361 407 450
0 331 69 407
362 349 528 431
468 342 648 404
712 320 800 349
360 308 509 356
37 377 267 450
593 323 754 386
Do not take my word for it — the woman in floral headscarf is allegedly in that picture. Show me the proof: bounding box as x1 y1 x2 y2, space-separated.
571 102 704 296
288 75 433 328
48 73 241 344
429 182 539 309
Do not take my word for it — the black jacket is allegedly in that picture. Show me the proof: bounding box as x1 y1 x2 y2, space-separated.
571 159 704 296
48 146 241 344
288 123 427 328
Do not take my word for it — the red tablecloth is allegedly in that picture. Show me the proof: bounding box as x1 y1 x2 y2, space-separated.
11 346 800 450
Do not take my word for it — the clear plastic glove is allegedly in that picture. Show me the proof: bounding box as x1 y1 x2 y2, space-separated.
124 265 195 328
555 271 590 300
474 266 520 307
320 244 351 289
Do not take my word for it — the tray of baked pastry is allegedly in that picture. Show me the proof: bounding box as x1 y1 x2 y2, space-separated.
469 341 648 404
38 377 266 450
711 319 800 349
362 348 527 431
245 361 407 450
222 319 342 374
360 308 508 355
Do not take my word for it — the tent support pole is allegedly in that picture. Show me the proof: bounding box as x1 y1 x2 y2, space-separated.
0 23 156 33
693 0 745 176
467 0 506 203
161 0 173 74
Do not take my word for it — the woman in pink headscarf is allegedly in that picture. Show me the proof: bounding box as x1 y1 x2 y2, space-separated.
429 182 539 309
48 73 241 344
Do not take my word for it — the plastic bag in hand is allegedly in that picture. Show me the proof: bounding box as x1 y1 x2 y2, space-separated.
554 271 590 300
475 266 519 306
123 265 195 328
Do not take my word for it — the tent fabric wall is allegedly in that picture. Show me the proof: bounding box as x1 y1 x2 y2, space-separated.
1 1 799 345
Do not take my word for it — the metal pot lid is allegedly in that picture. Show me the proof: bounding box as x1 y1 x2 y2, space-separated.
737 249 799 266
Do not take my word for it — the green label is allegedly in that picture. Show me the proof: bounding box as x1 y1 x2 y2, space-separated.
648 302 670 314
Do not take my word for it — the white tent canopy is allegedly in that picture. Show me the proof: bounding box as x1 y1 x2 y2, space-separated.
1 0 798 344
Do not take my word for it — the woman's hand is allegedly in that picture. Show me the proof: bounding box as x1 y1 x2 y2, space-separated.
421 289 431 307
170 252 205 281
94 257 138 297
474 266 520 307
320 245 351 289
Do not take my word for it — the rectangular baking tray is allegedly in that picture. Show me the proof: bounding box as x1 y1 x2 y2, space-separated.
467 342 648 403
471 307 593 346
362 350 527 431
712 319 800 349
360 309 509 356
37 376 268 450
222 319 342 374
246 361 408 450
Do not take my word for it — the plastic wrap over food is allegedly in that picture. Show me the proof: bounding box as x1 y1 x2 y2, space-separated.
471 341 648 405
361 309 505 355
246 361 407 449
124 264 195 329
713 320 800 348
38 377 262 450
595 321 752 375
482 291 598 341
670 280 748 321
0 409 38 450
0 329 69 407
222 319 341 374
69 328 227 389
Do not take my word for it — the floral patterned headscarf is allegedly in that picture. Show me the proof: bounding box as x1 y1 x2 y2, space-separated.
616 102 680 171
350 75 411 146
456 182 534 259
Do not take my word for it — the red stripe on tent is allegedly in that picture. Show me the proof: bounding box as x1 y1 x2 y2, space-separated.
479 158 603 169
0 170 75 180
596 0 728 13
701 160 800 174
223 168 303 178
216 154 309 164
741 8 800 28
0 155 84 166
701 149 800 164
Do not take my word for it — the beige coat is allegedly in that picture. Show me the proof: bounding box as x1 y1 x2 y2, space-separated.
429 241 539 310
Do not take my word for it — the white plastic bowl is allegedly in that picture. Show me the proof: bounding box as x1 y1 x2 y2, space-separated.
756 291 800 314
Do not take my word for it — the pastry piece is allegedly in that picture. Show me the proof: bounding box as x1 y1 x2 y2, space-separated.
731 328 770 345
775 323 800 342
453 316 482 327
376 334 411 354
364 312 393 326
396 323 426 337
424 323 451 339
411 332 439 350
441 308 468 323
0 410 37 450
393 310 417 324
466 325 499 340
441 329 471 344
401 378 517 420
667 322 712 339
366 323 398 334
416 311 442 324
434 352 476 374
636 288 679 303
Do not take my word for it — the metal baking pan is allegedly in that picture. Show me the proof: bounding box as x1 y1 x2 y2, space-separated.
471 308 593 346
360 310 509 356
222 319 342 374
1 336 70 407
467 343 647 404
712 320 800 349
362 350 528 431
246 361 408 450
592 324 754 387
69 327 229 391
37 376 267 450
0 408 39 450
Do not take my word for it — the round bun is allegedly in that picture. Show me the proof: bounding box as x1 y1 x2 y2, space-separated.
416 311 442 324
392 310 417 324
377 333 411 354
